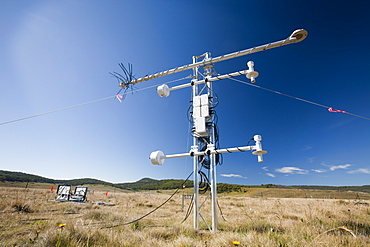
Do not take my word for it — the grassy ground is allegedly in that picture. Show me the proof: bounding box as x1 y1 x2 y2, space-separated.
0 186 369 246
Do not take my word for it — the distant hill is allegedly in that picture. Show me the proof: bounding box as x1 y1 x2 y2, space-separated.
0 170 112 186
0 170 55 183
0 170 196 191
0 170 369 194
115 178 194 191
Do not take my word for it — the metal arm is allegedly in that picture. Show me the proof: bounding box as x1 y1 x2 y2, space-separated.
150 135 267 165
157 69 250 97
120 29 307 88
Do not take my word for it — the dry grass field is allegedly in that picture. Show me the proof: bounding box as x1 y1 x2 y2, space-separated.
0 185 369 247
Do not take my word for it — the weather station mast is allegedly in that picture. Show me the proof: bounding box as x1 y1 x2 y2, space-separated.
117 29 308 232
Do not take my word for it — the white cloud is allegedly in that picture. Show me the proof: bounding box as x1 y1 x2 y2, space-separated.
220 174 247 179
312 169 326 173
347 168 370 174
266 173 275 177
307 157 316 163
329 164 351 171
275 167 308 174
262 166 269 171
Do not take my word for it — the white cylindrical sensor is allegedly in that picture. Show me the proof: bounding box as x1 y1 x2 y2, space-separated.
150 150 165 165
157 84 170 97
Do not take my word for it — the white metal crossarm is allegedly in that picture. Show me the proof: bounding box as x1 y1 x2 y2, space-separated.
171 70 249 91
166 145 255 159
157 69 250 97
150 135 267 165
120 29 307 88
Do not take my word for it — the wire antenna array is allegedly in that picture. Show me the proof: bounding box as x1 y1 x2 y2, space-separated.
110 63 136 97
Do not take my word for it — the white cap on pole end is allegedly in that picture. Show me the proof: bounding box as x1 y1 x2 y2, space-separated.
288 29 308 43
150 150 165 165
157 84 170 97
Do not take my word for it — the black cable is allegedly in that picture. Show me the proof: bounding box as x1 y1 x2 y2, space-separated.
246 137 254 153
182 181 226 224
198 145 210 170
198 170 210 194
181 195 194 223
102 171 193 229
186 102 193 124
198 171 207 193
213 122 223 166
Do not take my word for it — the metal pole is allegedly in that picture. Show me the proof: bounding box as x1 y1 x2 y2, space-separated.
201 51 219 232
205 71 218 231
192 56 199 230
120 29 307 87
210 146 217 231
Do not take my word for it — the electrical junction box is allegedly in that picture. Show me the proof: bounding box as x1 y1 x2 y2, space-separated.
200 94 210 118
201 104 209 118
193 94 210 119
193 95 201 107
195 117 207 136
193 94 210 136
193 107 201 119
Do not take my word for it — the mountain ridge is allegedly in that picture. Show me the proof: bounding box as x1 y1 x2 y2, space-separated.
1 170 369 193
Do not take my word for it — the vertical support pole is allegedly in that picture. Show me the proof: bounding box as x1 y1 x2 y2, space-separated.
203 51 218 232
206 61 218 232
192 144 199 229
206 72 218 232
192 53 219 232
209 144 218 231
192 55 199 230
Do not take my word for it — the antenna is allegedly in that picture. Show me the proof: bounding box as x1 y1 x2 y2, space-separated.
117 29 308 232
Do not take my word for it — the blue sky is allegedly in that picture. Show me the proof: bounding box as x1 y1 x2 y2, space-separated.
1 0 369 186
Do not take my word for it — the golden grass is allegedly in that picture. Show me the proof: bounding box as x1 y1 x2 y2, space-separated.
0 186 369 246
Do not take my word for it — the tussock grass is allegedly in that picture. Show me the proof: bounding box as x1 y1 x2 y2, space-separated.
12 201 32 213
0 187 369 246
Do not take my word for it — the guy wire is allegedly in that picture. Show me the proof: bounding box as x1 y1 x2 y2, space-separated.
0 75 191 126
228 77 370 121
